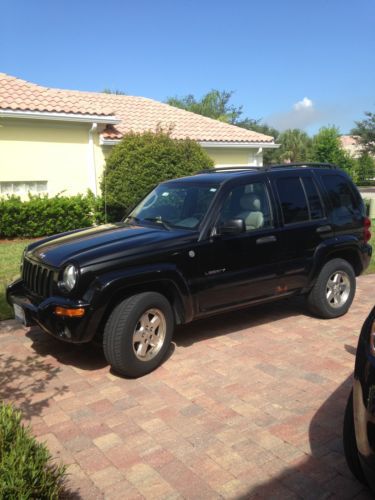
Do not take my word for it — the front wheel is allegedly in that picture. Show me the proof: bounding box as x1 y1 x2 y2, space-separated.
307 258 356 319
103 292 174 378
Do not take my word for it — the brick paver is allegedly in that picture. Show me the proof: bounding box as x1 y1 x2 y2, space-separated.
1 275 374 499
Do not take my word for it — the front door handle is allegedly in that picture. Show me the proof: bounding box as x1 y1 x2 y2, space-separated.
316 225 332 234
256 235 277 245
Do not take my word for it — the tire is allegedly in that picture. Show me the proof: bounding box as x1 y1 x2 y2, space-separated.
343 390 367 484
307 258 356 319
103 292 174 378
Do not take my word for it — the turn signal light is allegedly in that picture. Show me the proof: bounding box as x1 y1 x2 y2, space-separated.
54 306 85 317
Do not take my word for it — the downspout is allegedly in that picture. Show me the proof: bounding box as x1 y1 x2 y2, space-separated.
88 123 98 195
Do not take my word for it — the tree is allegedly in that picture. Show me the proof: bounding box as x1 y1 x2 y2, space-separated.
277 129 312 163
355 153 375 185
166 90 243 124
101 130 214 215
235 118 280 164
351 110 375 155
310 126 356 176
102 88 126 95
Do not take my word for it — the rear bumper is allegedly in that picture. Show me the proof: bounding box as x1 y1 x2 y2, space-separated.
7 279 93 343
360 243 372 274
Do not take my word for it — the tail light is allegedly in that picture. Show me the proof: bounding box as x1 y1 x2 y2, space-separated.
364 217 371 243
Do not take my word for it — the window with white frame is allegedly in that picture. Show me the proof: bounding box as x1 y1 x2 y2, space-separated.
0 181 48 196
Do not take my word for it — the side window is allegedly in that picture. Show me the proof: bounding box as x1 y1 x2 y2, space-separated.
321 175 361 214
218 182 272 232
276 177 309 224
302 177 324 219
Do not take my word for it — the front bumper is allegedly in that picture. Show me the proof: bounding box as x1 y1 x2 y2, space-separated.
7 278 93 343
353 306 375 492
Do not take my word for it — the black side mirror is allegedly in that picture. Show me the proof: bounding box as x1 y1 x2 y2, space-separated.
219 219 245 235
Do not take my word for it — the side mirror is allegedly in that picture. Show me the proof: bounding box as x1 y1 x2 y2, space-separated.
219 219 245 235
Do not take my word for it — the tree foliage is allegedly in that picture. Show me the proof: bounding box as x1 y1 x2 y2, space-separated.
355 153 375 185
277 129 312 163
166 90 243 124
102 130 214 215
351 110 375 155
310 126 355 175
102 88 126 95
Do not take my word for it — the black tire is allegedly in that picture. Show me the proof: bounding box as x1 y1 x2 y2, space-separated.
343 390 367 484
307 258 356 319
103 292 174 378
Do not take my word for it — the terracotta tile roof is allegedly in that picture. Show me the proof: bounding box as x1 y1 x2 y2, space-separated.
0 73 274 143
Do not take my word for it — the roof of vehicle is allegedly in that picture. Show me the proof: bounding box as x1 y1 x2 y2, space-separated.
164 163 341 185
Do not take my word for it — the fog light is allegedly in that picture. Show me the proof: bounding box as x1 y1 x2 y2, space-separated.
54 306 85 317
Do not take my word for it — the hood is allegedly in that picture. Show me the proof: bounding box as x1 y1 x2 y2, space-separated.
27 222 195 268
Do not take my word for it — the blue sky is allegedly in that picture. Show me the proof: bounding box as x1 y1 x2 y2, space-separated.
1 0 374 134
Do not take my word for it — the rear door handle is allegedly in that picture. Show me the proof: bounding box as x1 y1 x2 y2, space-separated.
256 235 277 244
316 225 332 234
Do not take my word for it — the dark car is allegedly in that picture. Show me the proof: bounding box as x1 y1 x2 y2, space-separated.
7 163 372 377
344 306 375 493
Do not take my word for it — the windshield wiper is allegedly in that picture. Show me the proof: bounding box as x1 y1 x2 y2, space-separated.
142 217 171 230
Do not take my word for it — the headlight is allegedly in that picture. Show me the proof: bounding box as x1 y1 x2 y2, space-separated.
370 319 375 357
62 264 78 291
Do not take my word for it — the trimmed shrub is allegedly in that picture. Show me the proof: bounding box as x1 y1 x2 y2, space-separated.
0 192 108 238
101 130 214 214
0 403 66 498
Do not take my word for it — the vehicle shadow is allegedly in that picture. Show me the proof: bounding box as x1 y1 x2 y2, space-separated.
26 327 108 371
174 295 309 347
238 361 373 498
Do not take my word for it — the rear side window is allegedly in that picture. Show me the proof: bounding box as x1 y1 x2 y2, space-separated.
302 177 324 219
321 174 362 222
276 177 309 224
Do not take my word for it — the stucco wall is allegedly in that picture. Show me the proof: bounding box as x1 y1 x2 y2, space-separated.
0 118 93 197
0 119 265 198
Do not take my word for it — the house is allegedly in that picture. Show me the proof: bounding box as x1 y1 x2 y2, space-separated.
340 135 362 158
0 73 278 198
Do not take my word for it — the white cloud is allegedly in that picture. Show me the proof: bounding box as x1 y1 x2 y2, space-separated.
294 97 313 111
266 97 322 131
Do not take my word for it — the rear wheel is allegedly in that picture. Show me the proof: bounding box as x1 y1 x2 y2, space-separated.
103 292 174 378
343 390 367 484
307 258 356 318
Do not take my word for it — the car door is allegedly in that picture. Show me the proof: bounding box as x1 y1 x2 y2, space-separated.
194 175 283 314
269 171 331 292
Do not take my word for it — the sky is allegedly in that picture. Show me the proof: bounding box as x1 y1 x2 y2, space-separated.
1 0 374 135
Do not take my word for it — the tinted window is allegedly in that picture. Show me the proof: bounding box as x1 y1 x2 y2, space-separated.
302 177 324 219
321 175 362 223
218 182 272 232
277 177 309 224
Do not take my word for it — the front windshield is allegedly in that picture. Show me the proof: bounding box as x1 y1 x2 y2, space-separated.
126 182 219 230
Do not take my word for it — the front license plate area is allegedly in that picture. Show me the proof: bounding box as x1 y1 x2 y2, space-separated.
13 304 26 325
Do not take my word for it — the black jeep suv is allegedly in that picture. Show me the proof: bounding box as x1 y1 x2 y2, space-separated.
7 163 372 377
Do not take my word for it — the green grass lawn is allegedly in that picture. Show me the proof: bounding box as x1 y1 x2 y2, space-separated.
0 224 374 322
0 240 33 321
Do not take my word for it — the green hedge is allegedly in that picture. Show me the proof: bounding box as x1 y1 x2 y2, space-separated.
0 193 108 238
0 403 66 498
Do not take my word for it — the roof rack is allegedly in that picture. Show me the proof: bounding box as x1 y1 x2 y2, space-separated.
197 162 338 174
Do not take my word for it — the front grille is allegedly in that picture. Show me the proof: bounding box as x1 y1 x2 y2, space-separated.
22 258 54 297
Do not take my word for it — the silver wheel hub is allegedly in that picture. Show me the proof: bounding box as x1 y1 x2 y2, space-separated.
326 271 350 309
132 308 166 362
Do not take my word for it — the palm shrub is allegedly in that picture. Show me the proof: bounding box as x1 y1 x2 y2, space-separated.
101 130 214 216
0 403 66 498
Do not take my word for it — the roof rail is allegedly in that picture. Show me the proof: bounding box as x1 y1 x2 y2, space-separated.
197 166 261 174
197 162 339 174
262 162 338 170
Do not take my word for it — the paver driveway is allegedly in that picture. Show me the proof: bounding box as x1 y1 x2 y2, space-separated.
1 275 374 499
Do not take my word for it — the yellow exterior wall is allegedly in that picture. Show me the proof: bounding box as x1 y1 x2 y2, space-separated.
0 118 94 197
202 147 261 166
0 118 265 198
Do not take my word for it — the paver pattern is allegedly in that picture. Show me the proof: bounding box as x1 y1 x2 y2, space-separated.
1 275 374 499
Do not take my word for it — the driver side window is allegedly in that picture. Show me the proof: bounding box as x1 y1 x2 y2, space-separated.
218 182 272 232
